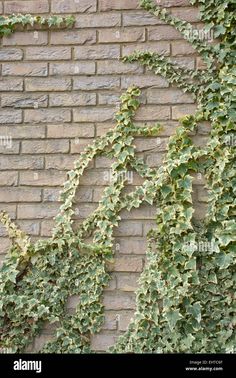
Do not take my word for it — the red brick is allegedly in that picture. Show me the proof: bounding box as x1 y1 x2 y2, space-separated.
3 32 48 46
50 30 96 45
20 171 67 186
75 13 121 28
22 140 69 154
99 0 139 11
25 47 71 60
2 62 47 77
99 28 145 43
51 0 96 13
24 109 71 123
4 1 49 14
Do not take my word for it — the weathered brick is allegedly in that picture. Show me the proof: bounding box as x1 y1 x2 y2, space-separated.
73 107 115 122
97 60 143 74
0 156 44 170
50 30 96 45
47 123 95 138
49 93 96 107
66 295 80 309
104 276 117 291
102 312 117 330
0 110 22 124
118 311 134 331
109 257 143 273
0 205 16 219
197 187 208 203
0 78 23 91
0 48 23 61
22 140 69 154
148 26 182 41
79 170 109 186
103 292 136 310
121 74 168 89
192 173 207 186
34 335 52 353
71 138 93 153
115 238 147 255
49 62 95 76
143 221 156 237
116 273 139 291
43 189 61 202
18 204 60 219
147 88 194 104
25 47 71 60
91 334 116 351
73 204 97 219
193 203 207 220
40 220 56 236
51 0 96 13
74 45 120 60
171 41 196 56
1 94 48 108
135 105 170 121
198 122 211 135
3 31 48 46
73 76 120 90
146 153 165 168
24 109 71 124
172 104 197 120
20 171 66 186
25 78 71 92
155 0 190 6
171 7 200 22
196 57 207 70
0 238 11 255
45 155 75 171
0 172 18 186
0 141 20 155
99 0 139 11
99 28 145 43
122 42 170 56
172 56 195 69
121 203 157 219
2 62 47 77
0 188 41 202
98 93 120 106
75 13 121 28
96 123 114 137
114 221 143 237
16 221 40 236
4 1 49 14
0 125 45 139
191 135 209 148
123 11 164 26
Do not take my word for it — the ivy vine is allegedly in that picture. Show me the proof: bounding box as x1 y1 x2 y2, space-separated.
0 0 235 353
0 14 75 36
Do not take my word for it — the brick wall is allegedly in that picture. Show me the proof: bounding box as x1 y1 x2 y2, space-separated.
0 0 209 352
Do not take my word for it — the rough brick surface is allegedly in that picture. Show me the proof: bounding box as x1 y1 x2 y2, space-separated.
0 0 206 353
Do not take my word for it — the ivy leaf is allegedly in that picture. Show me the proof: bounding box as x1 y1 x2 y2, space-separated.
166 310 183 330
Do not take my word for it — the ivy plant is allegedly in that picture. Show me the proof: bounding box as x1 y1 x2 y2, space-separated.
0 14 75 36
0 0 235 353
